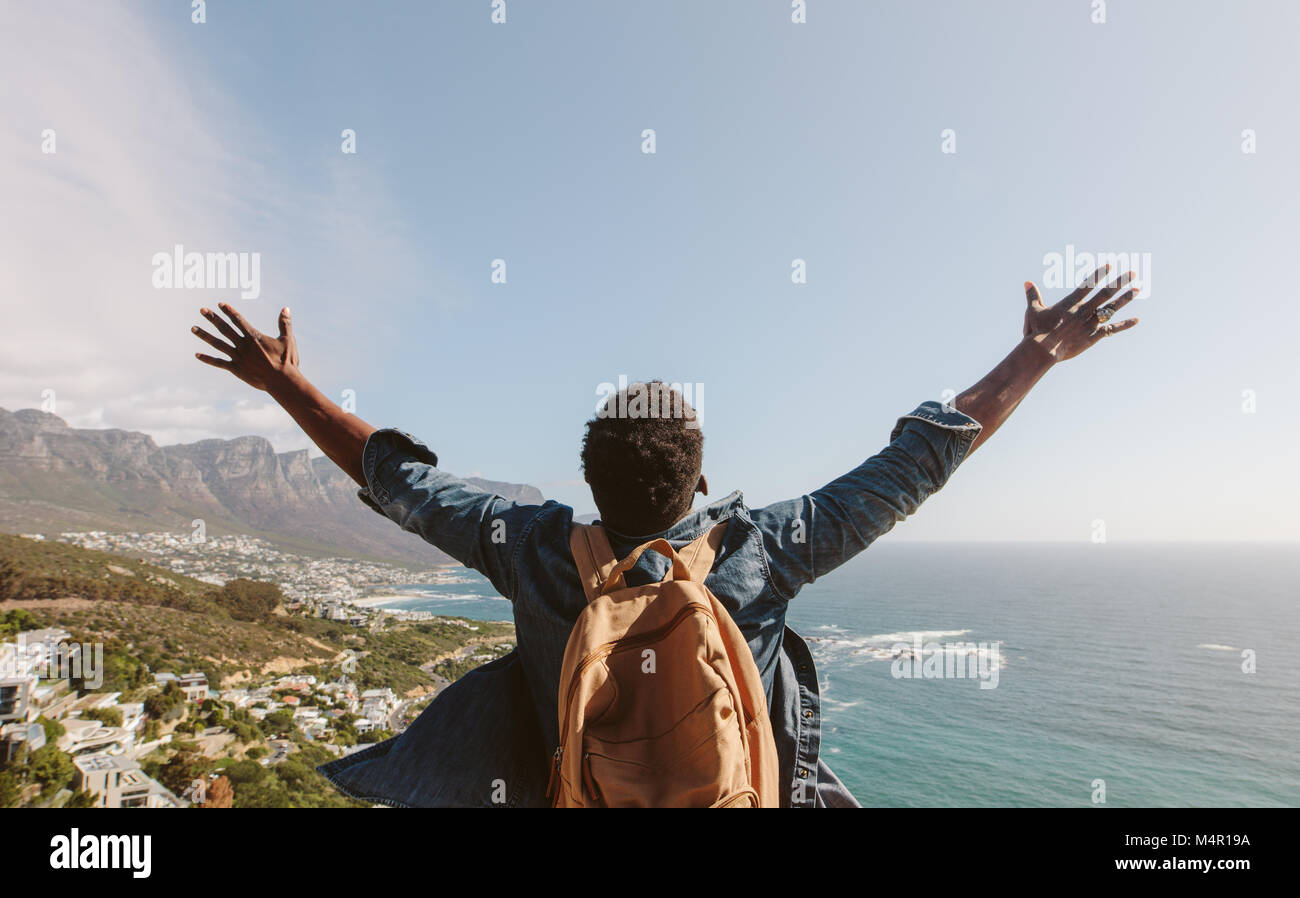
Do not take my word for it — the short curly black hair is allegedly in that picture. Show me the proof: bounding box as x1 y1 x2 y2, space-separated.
580 381 703 536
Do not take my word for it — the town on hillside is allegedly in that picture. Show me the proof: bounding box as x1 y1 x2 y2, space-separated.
0 531 514 808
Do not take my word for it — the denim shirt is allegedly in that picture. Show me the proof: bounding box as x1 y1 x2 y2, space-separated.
318 400 981 807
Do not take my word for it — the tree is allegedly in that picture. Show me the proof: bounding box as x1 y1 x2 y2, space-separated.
0 607 40 637
144 682 184 721
0 769 21 808
156 746 211 796
37 715 64 743
27 746 75 797
213 579 284 621
200 775 234 808
65 789 98 808
83 707 124 728
261 709 295 735
97 648 149 692
174 717 204 735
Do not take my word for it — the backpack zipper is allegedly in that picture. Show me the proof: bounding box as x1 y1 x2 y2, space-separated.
581 752 602 804
546 746 563 802
547 603 714 805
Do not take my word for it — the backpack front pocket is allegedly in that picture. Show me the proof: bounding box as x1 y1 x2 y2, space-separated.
583 685 749 807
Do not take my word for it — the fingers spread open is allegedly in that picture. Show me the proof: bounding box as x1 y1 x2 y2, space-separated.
219 302 256 338
1094 317 1140 340
195 352 234 370
1098 286 1139 318
191 325 236 357
201 307 243 343
1056 263 1112 310
1076 271 1135 316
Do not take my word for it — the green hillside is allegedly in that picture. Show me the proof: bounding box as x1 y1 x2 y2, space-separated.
0 532 513 694
0 532 216 609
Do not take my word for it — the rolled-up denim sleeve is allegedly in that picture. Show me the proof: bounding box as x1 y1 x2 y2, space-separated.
750 401 981 600
356 428 547 601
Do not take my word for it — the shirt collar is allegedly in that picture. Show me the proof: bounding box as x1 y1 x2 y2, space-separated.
596 489 745 543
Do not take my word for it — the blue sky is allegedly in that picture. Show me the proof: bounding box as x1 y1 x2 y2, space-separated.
2 1 1296 541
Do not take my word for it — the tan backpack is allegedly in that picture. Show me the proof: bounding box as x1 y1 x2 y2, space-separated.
547 520 780 807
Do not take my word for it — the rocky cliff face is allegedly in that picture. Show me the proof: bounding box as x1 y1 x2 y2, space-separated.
0 407 547 567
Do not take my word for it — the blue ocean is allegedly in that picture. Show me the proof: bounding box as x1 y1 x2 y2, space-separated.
380 542 1300 807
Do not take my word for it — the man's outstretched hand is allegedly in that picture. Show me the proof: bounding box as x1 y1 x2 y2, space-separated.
954 264 1144 455
190 303 374 486
192 303 299 391
1023 264 1140 363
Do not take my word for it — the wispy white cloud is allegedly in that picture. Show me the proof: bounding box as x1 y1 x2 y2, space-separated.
0 2 426 452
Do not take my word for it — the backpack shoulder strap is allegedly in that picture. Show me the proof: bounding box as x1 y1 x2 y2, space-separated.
569 518 730 602
679 519 729 583
569 523 618 603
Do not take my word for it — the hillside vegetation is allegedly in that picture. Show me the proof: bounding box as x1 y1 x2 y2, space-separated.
0 533 513 694
0 533 217 608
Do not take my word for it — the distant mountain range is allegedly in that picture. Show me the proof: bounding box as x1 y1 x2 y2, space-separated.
0 407 546 568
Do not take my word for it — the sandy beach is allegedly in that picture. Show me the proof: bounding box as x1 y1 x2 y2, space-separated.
345 593 424 608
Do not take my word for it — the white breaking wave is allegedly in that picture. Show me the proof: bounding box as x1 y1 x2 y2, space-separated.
822 697 863 711
864 629 973 644
804 627 1007 671
1197 643 1239 652
367 590 506 609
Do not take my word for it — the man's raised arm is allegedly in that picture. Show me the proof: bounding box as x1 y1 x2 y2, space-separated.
191 302 375 486
190 302 545 600
751 264 1141 597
